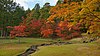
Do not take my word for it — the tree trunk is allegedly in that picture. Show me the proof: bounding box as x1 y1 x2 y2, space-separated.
1 30 3 37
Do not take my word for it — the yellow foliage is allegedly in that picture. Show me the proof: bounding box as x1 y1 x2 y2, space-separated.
48 2 80 22
47 0 100 37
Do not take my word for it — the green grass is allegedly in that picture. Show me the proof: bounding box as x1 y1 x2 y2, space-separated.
32 39 100 56
0 37 53 56
0 44 27 56
0 37 100 56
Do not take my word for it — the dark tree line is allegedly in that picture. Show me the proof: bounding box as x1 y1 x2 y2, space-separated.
0 0 26 37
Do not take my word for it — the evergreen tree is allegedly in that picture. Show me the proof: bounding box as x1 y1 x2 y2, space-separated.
39 2 51 19
0 0 26 37
32 3 40 19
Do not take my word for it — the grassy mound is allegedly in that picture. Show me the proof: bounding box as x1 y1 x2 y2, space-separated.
32 43 100 56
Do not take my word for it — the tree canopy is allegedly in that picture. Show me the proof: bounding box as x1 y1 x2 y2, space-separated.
0 0 100 39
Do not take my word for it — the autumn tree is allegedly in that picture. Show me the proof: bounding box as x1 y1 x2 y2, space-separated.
10 0 100 39
10 25 28 38
79 0 100 37
40 22 54 38
28 19 43 37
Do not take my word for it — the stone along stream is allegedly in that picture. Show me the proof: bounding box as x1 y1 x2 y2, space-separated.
17 42 72 56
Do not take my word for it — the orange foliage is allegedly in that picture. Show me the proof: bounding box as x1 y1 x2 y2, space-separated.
41 29 53 37
48 2 80 21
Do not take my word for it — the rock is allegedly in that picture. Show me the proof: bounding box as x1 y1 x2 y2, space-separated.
45 43 52 46
83 41 85 43
52 42 58 44
40 43 46 46
25 48 31 53
83 41 88 43
17 53 28 56
17 45 39 56
65 42 72 44
89 39 94 42
27 50 35 54
31 45 38 50
58 42 65 45
40 43 53 46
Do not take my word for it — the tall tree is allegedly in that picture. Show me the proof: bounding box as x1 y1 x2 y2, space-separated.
39 2 51 19
32 3 40 19
0 0 25 37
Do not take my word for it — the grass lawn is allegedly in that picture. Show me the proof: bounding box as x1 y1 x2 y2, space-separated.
0 37 53 56
0 37 100 56
32 39 100 56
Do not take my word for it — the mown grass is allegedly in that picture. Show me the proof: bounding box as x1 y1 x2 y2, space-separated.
0 37 53 56
0 37 100 56
0 44 27 56
32 39 100 56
